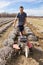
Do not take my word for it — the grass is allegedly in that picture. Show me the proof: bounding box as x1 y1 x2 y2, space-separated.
27 17 43 48
27 18 43 31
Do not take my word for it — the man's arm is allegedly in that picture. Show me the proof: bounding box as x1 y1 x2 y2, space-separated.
24 13 27 26
13 13 19 27
13 17 18 27
24 17 27 26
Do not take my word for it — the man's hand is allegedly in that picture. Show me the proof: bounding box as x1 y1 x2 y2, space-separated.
13 18 18 27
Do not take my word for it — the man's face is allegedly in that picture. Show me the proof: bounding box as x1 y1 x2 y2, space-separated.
19 8 24 14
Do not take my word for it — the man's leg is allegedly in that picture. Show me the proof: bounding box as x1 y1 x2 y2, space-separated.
21 29 25 35
19 32 22 36
19 25 24 36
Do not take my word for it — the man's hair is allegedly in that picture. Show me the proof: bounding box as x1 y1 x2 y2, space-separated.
20 6 24 9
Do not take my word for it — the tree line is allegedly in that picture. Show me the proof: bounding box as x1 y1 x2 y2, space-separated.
0 13 17 17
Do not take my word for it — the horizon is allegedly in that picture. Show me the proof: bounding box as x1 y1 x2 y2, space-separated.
0 0 43 16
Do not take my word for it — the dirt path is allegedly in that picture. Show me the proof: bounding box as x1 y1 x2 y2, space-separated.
6 46 43 65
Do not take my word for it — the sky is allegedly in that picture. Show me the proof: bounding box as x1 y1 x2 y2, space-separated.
0 0 43 16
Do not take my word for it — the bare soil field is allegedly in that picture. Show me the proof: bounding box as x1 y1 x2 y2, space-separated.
27 17 43 49
0 17 43 65
6 48 43 65
0 18 14 48
27 18 43 32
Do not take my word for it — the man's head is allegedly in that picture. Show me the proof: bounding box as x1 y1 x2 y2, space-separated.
19 6 24 14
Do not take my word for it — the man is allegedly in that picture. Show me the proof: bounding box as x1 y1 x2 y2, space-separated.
13 6 27 36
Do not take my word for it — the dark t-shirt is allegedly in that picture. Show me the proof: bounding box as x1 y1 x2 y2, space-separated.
17 12 27 26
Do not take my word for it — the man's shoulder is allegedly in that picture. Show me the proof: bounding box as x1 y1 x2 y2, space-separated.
17 12 20 15
17 13 20 18
23 12 27 17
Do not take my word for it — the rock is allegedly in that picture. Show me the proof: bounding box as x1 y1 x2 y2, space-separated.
28 35 38 41
0 47 14 65
18 36 27 42
3 28 18 47
0 47 13 59
25 27 31 32
27 32 34 35
3 38 14 47
3 39 8 46
9 33 15 39
0 58 6 65
7 38 14 47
